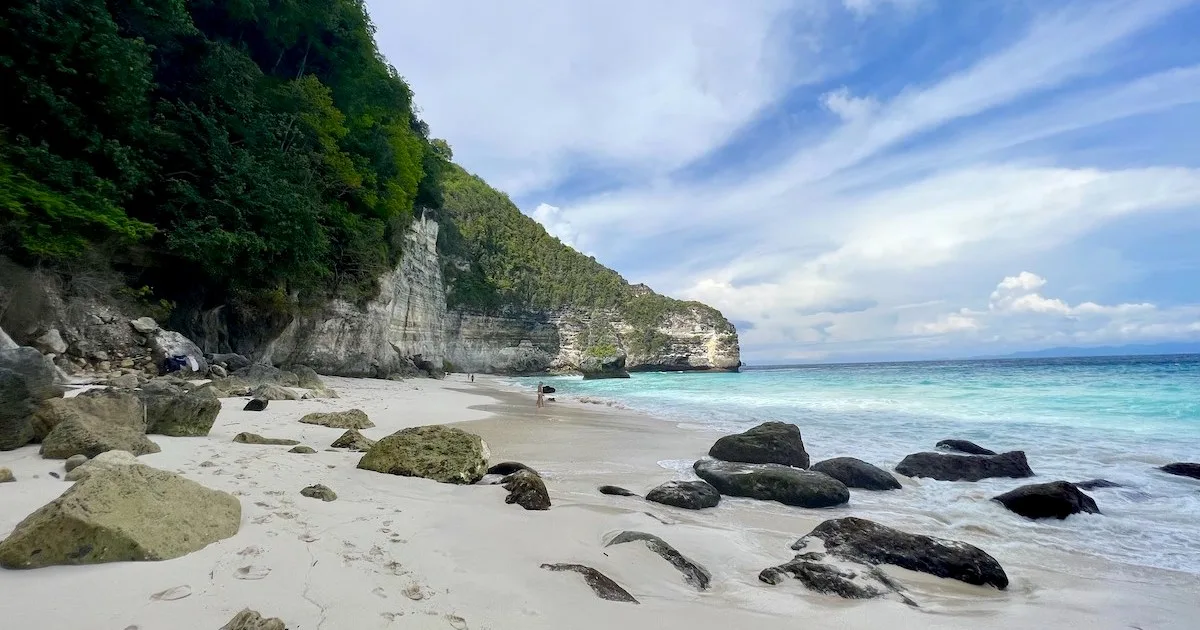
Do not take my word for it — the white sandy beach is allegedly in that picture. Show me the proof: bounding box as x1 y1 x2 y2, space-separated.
1 375 1196 629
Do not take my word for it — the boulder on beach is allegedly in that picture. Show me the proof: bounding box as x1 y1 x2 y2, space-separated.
331 429 375 451
606 531 710 590
645 480 721 509
762 517 1007 601
147 330 208 375
357 425 490 484
540 563 639 603
300 483 337 501
936 439 997 456
810 457 901 491
30 389 145 442
694 458 849 508
993 481 1100 519
1075 479 1122 490
64 450 139 482
894 451 1033 482
243 397 268 411
488 461 539 477
708 421 809 468
0 464 240 569
210 353 252 371
299 409 373 429
503 469 551 510
579 353 631 379
0 368 38 450
40 415 160 460
1160 462 1200 480
0 467 13 483
64 454 89 472
292 365 336 398
219 609 286 630
251 383 300 401
599 485 638 497
129 317 159 334
289 445 316 454
142 387 220 437
233 432 299 446
0 346 62 402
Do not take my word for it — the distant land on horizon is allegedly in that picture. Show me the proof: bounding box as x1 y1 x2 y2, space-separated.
746 342 1200 368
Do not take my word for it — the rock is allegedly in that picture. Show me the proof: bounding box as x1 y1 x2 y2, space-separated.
300 483 337 501
39 392 160 459
331 429 375 451
540 563 639 603
64 455 89 472
895 451 1034 482
787 517 1008 589
299 409 374 429
34 329 68 355
291 365 334 397
1160 462 1200 480
0 368 37 450
64 450 140 481
645 480 721 509
0 464 240 569
708 421 809 468
540 385 556 394
233 432 299 446
993 481 1101 519
142 388 220 437
693 458 849 508
129 317 160 334
243 397 268 412
289 446 316 454
107 373 139 389
759 553 915 605
487 461 539 476
579 352 631 379
606 531 710 590
251 383 300 401
219 609 287 630
234 364 299 388
0 347 61 401
598 485 638 497
148 330 207 374
809 457 901 491
211 353 252 371
0 467 13 483
502 469 551 510
936 439 997 456
209 364 228 378
1075 479 1122 490
357 425 490 484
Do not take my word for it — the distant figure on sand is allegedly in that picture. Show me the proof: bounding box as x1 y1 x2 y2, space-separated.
536 382 545 408
470 373 475 383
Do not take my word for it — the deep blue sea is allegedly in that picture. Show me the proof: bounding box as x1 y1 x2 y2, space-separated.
512 355 1200 575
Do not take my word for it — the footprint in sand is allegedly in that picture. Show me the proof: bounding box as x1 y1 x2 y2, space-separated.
150 585 192 601
234 565 271 580
380 612 405 622
199 461 216 468
265 490 285 496
372 587 388 599
251 515 273 525
402 583 426 601
238 546 262 557
298 532 319 542
446 614 468 629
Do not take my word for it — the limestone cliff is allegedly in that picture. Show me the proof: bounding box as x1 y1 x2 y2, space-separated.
260 215 740 376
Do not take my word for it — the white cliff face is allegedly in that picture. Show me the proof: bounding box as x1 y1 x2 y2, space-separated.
264 218 740 376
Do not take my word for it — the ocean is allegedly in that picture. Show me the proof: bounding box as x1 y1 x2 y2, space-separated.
511 355 1200 576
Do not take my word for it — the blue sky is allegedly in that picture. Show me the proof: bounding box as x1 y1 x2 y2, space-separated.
367 0 1200 363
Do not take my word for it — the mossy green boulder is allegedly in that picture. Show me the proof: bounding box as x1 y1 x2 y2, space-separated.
31 389 146 442
142 388 221 437
233 432 299 446
357 425 490 484
331 429 375 451
299 409 373 429
40 416 161 460
0 464 241 569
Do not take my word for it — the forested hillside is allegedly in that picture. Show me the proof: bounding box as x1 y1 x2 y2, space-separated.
0 0 733 356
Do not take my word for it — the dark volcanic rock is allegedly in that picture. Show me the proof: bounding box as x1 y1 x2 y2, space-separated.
694 458 848 508
790 517 1009 589
936 439 997 456
243 397 268 412
760 555 914 605
1075 479 1122 491
233 432 299 446
598 485 638 497
607 531 711 590
993 481 1100 520
708 421 809 468
502 469 551 510
894 451 1033 482
540 563 638 603
810 457 901 491
645 480 721 509
488 461 539 477
1160 462 1200 480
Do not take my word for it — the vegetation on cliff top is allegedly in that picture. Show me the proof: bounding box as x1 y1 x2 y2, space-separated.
0 0 444 313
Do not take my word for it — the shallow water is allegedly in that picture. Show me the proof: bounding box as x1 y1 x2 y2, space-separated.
511 355 1200 575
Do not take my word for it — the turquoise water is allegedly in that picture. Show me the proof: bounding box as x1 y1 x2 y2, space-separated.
513 356 1200 575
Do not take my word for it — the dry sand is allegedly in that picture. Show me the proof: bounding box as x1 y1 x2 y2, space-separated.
1 375 1196 629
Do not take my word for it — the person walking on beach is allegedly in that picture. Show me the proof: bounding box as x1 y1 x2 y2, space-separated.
536 382 545 409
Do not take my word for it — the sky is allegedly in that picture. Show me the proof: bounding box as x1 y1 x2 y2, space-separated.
366 0 1200 364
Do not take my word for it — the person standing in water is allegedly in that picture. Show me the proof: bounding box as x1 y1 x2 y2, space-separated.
536 382 545 408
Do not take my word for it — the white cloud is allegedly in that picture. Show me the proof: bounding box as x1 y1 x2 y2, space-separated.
530 203 579 248
821 87 878 121
842 0 926 18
